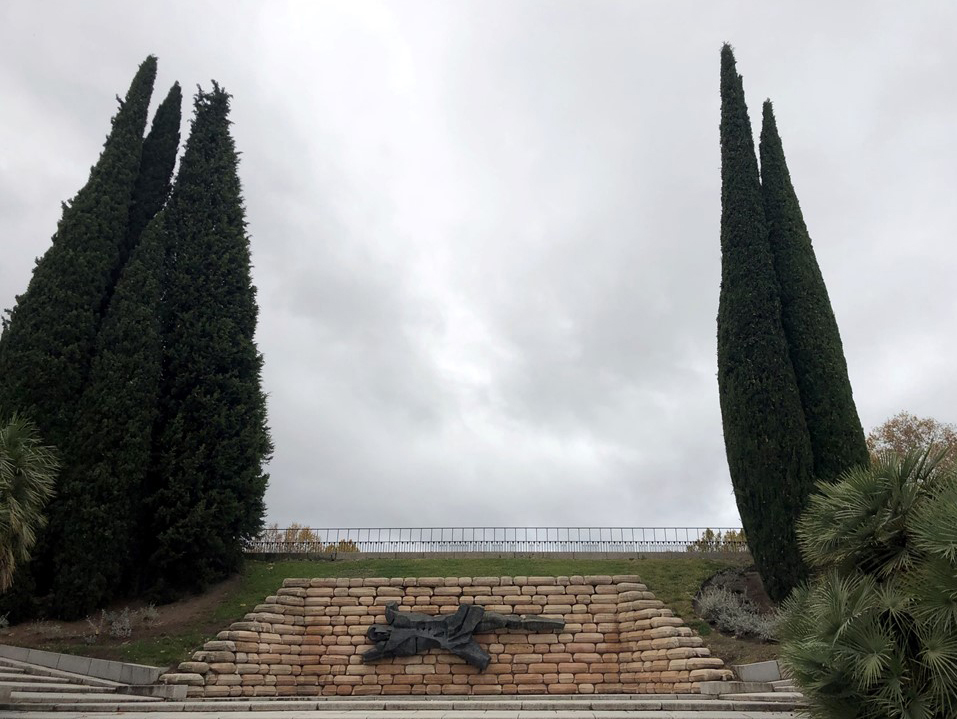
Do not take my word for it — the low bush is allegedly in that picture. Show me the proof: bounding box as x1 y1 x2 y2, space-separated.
139 603 159 627
104 608 133 638
696 585 778 641
325 539 360 553
687 528 748 552
83 605 159 644
83 614 102 645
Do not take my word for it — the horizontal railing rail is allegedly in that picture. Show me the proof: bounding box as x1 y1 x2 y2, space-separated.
246 527 748 554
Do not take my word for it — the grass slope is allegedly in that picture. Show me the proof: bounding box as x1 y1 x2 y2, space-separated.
3 555 774 668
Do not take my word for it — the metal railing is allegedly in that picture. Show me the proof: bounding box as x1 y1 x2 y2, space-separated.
246 527 748 555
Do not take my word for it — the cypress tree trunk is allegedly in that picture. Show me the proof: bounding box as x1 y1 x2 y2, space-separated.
146 85 271 598
760 101 869 481
0 57 157 596
50 214 167 618
717 45 815 602
121 83 182 267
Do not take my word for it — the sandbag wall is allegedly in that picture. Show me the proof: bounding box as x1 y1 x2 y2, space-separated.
162 574 731 696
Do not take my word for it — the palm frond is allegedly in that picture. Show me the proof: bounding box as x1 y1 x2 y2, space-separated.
0 413 59 592
843 616 895 689
906 557 957 630
917 626 957 697
910 484 957 564
782 447 957 718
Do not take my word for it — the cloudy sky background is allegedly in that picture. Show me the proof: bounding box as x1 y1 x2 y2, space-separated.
1 1 955 529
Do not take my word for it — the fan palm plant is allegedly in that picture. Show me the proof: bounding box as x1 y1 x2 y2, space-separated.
780 449 957 718
0 414 58 592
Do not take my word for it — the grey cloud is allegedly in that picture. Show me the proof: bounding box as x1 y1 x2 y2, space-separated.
1 1 955 532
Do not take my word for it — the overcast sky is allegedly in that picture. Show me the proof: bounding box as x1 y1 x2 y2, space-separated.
1 1 955 530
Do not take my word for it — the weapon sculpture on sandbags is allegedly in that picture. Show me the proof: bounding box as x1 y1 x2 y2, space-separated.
362 602 565 670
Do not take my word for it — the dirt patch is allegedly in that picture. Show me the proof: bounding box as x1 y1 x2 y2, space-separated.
694 564 774 614
701 630 781 667
691 564 779 668
0 575 241 664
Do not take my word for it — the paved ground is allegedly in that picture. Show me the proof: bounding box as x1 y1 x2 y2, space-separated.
7 712 802 719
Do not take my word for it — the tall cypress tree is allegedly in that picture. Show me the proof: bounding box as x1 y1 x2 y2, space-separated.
50 214 168 618
717 45 815 602
121 82 182 266
0 57 157 593
0 56 156 434
760 101 869 481
0 57 156 437
146 85 271 598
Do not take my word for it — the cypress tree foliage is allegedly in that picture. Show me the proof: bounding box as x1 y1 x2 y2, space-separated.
760 101 869 482
0 57 157 596
121 82 182 267
0 57 156 444
717 45 815 603
50 215 167 619
48 84 182 617
146 85 271 598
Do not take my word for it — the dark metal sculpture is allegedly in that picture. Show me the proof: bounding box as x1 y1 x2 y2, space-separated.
362 602 564 670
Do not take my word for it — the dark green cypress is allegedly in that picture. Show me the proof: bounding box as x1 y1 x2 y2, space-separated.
760 101 869 481
717 45 815 602
146 85 271 598
50 214 167 618
0 57 156 595
0 57 156 439
121 83 182 266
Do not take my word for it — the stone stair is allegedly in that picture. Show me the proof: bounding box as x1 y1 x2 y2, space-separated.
699 659 806 713
772 678 797 691
0 691 803 715
0 652 182 712
0 649 804 716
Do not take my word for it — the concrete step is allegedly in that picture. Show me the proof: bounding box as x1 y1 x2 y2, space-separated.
699 679 776 694
307 700 791 710
196 699 797 711
0 645 164 686
771 679 797 690
0 656 123 688
9 690 163 703
234 694 706 701
0 712 805 719
1 679 115 693
0 696 803 713
1 680 112 693
0 671 64 682
733 659 782 683
721 692 805 703
0 650 185 705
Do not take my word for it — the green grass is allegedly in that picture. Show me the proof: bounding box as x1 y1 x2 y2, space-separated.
231 555 746 631
43 631 209 668
20 554 760 669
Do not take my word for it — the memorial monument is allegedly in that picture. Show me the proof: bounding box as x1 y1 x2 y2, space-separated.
362 601 565 670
